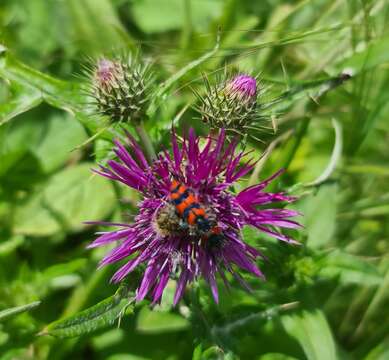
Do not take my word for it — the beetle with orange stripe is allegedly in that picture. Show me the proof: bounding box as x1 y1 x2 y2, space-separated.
169 179 224 246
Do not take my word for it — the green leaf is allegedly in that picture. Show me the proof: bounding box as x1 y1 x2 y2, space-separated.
193 344 230 360
91 328 124 351
305 119 343 187
136 306 190 334
337 36 389 74
0 349 29 360
0 50 81 109
66 0 133 53
131 0 223 34
13 163 116 236
281 310 338 360
0 108 47 178
12 191 61 236
200 346 225 359
0 50 100 131
0 111 87 180
0 329 9 346
0 81 42 125
318 250 382 286
42 285 133 338
40 259 87 280
258 354 299 360
32 113 87 173
298 184 337 248
0 301 41 322
192 344 203 360
106 355 151 360
0 235 24 256
365 339 389 360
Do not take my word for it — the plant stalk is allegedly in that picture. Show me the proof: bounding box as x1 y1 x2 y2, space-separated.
135 122 157 161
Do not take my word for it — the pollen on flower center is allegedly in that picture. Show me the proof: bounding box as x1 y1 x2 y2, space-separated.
154 203 182 237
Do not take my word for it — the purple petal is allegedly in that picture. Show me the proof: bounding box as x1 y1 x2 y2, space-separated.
111 255 144 283
174 271 188 305
87 228 134 249
152 270 170 303
124 130 149 169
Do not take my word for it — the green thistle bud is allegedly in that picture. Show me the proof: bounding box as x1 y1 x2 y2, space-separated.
196 74 261 135
90 55 153 124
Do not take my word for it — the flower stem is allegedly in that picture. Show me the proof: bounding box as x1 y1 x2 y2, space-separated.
135 122 157 161
180 0 192 50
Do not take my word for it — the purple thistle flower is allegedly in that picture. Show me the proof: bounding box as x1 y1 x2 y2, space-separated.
87 129 300 305
225 74 257 102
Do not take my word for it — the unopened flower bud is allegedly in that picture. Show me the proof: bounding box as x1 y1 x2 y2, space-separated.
90 55 153 124
197 74 260 134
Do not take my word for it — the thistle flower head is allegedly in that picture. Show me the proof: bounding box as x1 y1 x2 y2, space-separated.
197 74 262 136
89 54 153 124
225 74 257 102
87 130 300 304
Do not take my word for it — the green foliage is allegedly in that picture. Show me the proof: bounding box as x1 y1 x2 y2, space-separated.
42 284 133 338
0 301 41 322
136 306 189 334
14 163 116 236
0 0 388 359
281 310 338 360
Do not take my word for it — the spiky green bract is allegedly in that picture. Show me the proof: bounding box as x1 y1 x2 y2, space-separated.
195 74 264 137
89 54 153 124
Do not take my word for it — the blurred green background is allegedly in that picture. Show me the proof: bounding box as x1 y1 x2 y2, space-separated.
0 0 388 359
